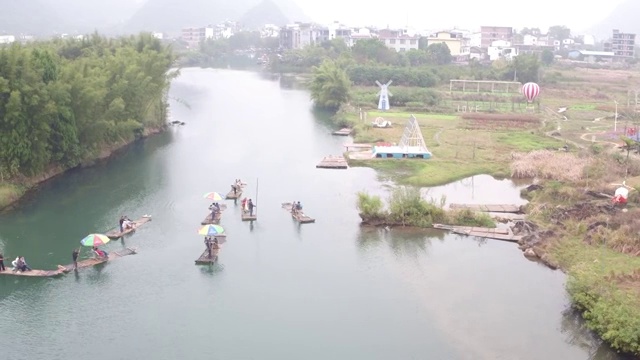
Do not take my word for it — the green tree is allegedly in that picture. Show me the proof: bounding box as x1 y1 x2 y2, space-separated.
548 25 571 40
352 38 396 65
426 43 452 65
309 59 351 111
541 49 554 65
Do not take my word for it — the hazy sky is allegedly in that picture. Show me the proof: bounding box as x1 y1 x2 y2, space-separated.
297 0 626 33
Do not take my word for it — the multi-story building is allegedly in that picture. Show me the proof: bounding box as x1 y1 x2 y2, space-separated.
480 26 513 48
378 28 419 52
604 29 636 58
279 24 302 49
181 26 214 48
426 31 469 56
0 35 16 44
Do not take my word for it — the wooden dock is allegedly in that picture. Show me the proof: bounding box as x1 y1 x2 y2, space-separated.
58 247 138 272
316 155 348 169
201 212 222 225
433 224 522 243
332 128 353 136
344 143 372 151
105 216 152 239
449 204 523 213
195 247 220 265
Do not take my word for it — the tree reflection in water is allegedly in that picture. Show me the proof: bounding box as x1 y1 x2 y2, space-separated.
356 226 446 260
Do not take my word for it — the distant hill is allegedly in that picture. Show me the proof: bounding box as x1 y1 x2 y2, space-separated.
588 0 640 40
0 0 145 36
239 0 290 29
124 0 310 35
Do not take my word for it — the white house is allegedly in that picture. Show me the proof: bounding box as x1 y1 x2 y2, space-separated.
469 32 482 47
378 28 420 52
582 34 596 46
349 27 373 47
0 35 16 44
261 24 279 38
523 34 538 46
488 40 518 60
152 32 164 40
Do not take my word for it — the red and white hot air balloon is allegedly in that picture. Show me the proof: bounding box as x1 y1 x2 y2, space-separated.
521 82 540 103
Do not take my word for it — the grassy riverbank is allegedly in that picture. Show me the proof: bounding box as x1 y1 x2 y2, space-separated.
0 126 165 211
344 109 564 186
513 149 640 355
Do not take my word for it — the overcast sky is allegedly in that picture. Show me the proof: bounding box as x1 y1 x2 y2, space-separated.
297 0 625 33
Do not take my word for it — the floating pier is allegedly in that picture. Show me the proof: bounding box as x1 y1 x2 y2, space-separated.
433 224 522 243
105 216 152 239
195 247 220 265
201 212 222 225
344 143 372 151
316 155 348 169
433 224 509 235
448 204 523 213
332 128 353 136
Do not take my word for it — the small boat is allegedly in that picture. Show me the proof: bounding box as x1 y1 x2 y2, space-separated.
58 247 138 272
105 215 152 239
282 203 316 224
0 267 65 278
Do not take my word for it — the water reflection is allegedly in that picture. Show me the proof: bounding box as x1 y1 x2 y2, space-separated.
421 174 530 206
199 263 224 276
357 227 445 259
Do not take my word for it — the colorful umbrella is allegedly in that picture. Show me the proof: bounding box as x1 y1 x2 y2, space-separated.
80 234 111 247
198 224 225 236
203 192 223 201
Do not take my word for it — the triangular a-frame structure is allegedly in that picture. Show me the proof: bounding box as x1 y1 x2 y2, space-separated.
399 115 429 152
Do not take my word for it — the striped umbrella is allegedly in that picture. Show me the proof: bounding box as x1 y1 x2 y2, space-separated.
203 192 223 201
80 234 111 247
198 224 225 236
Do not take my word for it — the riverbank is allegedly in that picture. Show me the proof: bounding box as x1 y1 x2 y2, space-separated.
489 149 640 356
0 126 165 211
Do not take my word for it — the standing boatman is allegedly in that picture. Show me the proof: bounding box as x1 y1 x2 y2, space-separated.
72 248 80 271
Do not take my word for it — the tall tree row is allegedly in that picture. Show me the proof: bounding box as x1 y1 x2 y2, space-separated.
0 33 176 179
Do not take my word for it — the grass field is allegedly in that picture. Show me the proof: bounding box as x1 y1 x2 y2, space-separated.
346 112 564 186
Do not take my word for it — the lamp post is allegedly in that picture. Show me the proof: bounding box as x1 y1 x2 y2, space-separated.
614 100 619 132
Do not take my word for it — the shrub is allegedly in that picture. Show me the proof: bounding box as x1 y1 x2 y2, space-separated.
356 192 385 219
511 150 592 181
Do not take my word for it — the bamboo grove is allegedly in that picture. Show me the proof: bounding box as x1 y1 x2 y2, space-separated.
0 33 176 180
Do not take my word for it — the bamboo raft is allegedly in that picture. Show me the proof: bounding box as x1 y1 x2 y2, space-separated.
281 203 315 224
201 212 222 225
58 247 138 272
226 183 246 199
242 211 257 221
195 247 221 265
332 128 353 136
449 204 523 213
105 215 152 239
432 224 509 235
0 267 65 278
316 155 348 169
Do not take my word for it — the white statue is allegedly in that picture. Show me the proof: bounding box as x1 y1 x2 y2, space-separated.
376 80 393 111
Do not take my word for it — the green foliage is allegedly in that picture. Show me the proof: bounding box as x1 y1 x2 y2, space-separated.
448 209 496 227
356 192 384 218
309 59 351 111
541 49 554 66
548 25 572 41
425 43 452 65
351 87 441 108
0 33 175 178
348 65 440 87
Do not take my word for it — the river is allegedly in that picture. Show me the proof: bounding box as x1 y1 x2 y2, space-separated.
0 68 625 360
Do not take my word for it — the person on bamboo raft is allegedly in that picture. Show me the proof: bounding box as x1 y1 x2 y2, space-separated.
92 247 109 259
121 217 135 231
12 256 31 272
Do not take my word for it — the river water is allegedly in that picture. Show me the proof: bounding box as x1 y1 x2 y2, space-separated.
0 68 623 359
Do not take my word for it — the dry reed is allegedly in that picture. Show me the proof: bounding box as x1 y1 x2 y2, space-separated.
511 150 592 181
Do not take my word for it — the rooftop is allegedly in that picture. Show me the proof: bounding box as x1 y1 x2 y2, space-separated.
572 50 615 56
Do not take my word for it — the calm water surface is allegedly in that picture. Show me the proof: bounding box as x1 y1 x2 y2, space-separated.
0 68 623 359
